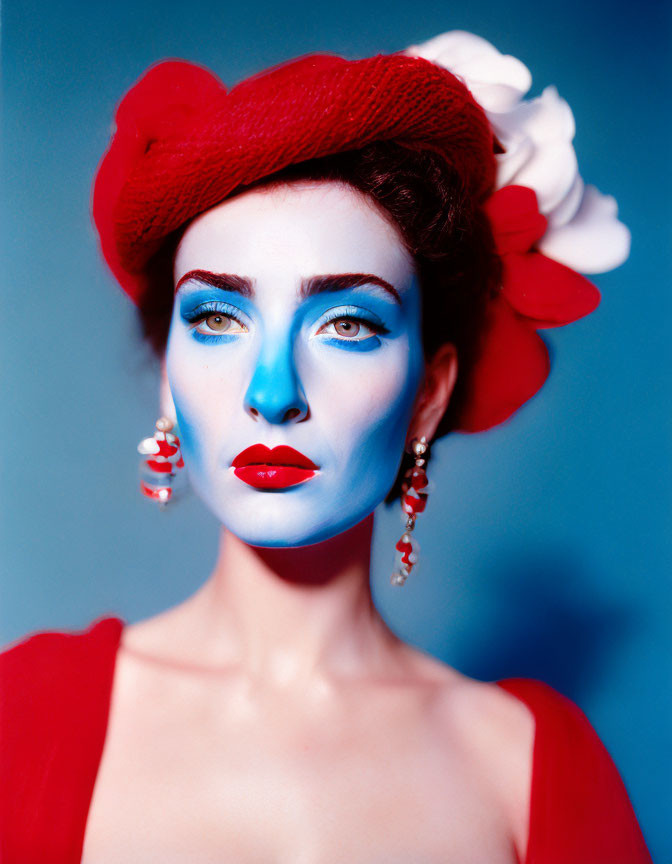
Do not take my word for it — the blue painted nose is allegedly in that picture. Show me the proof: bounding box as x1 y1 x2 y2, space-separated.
244 337 309 424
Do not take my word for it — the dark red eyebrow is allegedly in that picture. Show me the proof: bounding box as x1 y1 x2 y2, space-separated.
175 270 402 305
175 270 253 297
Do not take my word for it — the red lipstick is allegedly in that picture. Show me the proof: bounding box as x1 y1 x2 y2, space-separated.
232 444 318 489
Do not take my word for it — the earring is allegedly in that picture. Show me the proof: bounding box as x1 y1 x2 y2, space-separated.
391 436 429 586
137 417 184 507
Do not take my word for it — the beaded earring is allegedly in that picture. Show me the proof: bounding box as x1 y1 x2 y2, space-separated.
391 436 429 586
136 417 184 506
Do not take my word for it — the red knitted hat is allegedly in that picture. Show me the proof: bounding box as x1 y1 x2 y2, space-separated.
92 47 603 433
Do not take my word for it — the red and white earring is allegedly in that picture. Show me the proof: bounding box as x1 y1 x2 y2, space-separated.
137 417 184 506
391 436 429 586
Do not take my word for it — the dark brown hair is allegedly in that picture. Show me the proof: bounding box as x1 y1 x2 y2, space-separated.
137 140 501 501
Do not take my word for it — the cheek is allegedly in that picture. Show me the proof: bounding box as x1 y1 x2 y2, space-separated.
165 337 246 471
302 337 423 474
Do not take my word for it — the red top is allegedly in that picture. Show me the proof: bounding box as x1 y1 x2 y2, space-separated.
0 616 653 864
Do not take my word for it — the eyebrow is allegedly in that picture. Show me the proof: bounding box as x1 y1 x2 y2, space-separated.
175 270 402 305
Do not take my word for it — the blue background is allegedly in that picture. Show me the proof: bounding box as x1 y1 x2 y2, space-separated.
1 0 669 858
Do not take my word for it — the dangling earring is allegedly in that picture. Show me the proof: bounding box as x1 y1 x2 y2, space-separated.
137 417 184 507
391 436 429 586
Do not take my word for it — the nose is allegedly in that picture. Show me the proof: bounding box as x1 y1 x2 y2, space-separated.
243 334 309 424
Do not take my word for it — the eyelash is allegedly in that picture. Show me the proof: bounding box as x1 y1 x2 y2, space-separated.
183 301 248 335
317 307 390 339
182 302 389 340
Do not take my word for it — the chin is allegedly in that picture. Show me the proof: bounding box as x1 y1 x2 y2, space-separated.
189 462 398 546
229 509 368 548
202 488 380 547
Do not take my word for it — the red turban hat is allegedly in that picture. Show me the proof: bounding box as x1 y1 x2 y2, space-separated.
92 49 602 433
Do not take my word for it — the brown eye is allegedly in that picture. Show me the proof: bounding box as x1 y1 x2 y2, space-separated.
334 319 360 337
314 313 385 343
189 307 247 339
205 314 231 332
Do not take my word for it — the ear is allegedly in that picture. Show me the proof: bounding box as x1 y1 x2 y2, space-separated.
159 355 178 426
405 343 458 450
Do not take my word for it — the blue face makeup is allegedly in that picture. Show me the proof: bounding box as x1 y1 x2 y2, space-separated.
313 305 388 352
177 284 399 350
178 289 253 344
166 181 428 548
304 287 401 352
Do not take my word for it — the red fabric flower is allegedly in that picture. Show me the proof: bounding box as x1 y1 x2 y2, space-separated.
456 186 601 432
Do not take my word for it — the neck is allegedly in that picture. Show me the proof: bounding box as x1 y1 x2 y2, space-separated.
185 513 403 688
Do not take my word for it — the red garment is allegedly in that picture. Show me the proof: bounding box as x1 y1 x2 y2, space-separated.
0 615 652 864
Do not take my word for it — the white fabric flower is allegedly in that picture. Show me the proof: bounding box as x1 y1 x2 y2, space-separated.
490 86 577 214
404 31 532 112
403 31 630 273
538 185 631 273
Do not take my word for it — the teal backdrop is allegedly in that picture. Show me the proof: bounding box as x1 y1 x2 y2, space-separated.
1 0 669 858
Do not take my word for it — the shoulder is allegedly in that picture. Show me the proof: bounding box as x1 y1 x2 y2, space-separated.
497 677 653 864
0 615 124 722
0 617 125 848
443 672 535 857
397 651 536 790
0 614 124 779
438 671 536 784
401 652 535 859
417 661 536 779
0 615 123 677
496 676 626 773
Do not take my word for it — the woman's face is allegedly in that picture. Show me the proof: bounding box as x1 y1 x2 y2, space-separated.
167 180 426 546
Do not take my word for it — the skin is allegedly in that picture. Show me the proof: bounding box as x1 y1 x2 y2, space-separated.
165 180 434 546
82 181 534 864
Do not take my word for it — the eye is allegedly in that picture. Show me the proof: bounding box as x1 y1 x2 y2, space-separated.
193 312 247 336
183 301 249 338
316 315 385 341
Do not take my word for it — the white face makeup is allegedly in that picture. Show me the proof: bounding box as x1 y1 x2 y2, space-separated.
167 180 426 546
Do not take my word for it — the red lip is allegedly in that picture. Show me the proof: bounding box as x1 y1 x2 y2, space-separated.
232 444 318 470
232 444 318 490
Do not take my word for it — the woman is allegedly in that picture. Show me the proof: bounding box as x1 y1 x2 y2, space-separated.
0 31 652 864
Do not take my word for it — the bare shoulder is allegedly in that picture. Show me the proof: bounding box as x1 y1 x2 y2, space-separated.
406 649 535 767
403 647 535 856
